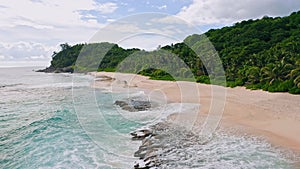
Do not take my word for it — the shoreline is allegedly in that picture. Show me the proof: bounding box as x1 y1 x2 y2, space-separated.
90 72 300 158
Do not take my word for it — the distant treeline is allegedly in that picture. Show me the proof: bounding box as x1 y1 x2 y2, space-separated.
45 11 300 94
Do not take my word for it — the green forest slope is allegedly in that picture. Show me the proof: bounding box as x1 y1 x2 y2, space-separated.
43 11 300 94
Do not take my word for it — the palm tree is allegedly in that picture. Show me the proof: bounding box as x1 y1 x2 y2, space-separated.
247 66 260 84
288 58 300 88
261 64 277 85
261 57 293 85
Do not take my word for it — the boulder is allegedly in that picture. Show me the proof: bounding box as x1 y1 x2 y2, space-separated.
114 100 128 107
131 126 163 169
130 129 153 140
131 100 151 111
114 100 151 112
62 66 74 73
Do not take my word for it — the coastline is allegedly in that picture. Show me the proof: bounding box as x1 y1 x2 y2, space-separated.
90 71 300 155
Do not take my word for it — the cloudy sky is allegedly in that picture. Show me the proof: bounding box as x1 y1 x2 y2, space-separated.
0 0 299 67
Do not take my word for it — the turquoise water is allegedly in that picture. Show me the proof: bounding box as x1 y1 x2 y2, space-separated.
0 67 298 169
0 67 139 168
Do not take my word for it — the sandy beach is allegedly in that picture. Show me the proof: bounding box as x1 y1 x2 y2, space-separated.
91 71 300 155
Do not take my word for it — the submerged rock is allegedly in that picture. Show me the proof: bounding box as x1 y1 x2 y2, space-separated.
130 129 153 140
114 100 151 112
114 100 128 107
36 66 74 73
94 75 115 81
131 100 151 111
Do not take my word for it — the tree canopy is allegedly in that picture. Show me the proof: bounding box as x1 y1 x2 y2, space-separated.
46 11 300 94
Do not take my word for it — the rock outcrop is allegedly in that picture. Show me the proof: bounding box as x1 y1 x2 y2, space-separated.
114 100 151 112
36 66 74 73
132 127 162 169
131 122 200 169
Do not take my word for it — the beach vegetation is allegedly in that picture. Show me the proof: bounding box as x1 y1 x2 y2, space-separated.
45 11 300 94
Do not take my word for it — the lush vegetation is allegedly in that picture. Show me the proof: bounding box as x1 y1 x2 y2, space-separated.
46 11 300 94
50 43 83 69
202 11 300 94
49 43 140 72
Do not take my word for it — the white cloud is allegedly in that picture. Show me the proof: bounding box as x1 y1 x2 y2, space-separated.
0 0 102 29
96 2 118 14
106 18 116 22
0 0 120 66
119 34 180 51
120 2 128 6
158 5 167 10
0 60 51 67
82 13 97 19
90 13 200 46
152 15 190 25
0 41 56 62
149 15 201 37
128 8 135 12
28 55 46 60
0 1 119 44
177 0 300 25
14 18 54 30
0 0 110 48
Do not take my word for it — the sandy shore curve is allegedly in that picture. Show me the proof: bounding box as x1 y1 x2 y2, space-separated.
90 71 300 155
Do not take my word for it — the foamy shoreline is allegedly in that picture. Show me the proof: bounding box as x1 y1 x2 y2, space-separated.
89 72 300 159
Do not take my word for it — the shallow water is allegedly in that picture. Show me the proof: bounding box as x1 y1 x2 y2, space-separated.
0 67 298 168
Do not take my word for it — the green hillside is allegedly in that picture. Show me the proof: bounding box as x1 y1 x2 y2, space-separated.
43 11 300 94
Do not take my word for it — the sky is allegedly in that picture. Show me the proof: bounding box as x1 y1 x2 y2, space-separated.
0 0 299 67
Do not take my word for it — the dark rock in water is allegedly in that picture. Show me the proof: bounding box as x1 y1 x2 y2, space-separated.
131 129 155 158
36 66 55 73
62 66 74 73
132 122 205 169
131 127 163 169
54 68 63 73
114 100 137 112
95 75 115 81
130 129 153 140
134 160 149 169
122 105 137 112
131 100 151 111
36 66 73 73
0 83 23 88
114 100 128 107
114 100 151 112
134 148 148 159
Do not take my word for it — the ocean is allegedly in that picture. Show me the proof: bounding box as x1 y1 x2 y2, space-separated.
0 67 298 169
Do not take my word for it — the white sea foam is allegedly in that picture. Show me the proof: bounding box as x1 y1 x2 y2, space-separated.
1 68 298 169
145 125 296 169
